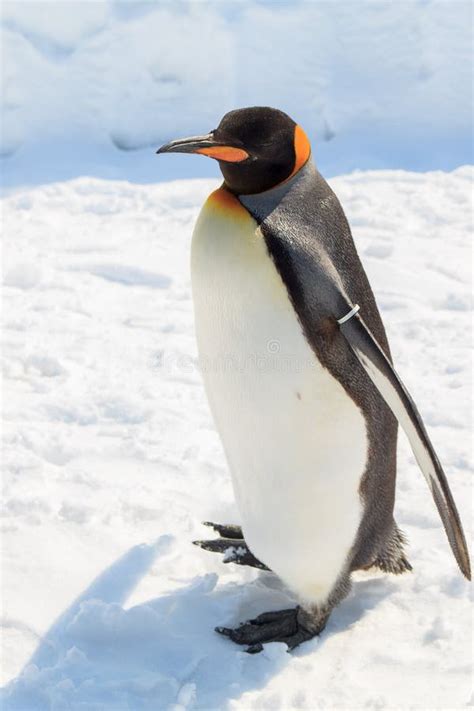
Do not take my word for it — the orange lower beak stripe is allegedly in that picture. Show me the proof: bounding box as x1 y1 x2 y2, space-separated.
196 146 249 162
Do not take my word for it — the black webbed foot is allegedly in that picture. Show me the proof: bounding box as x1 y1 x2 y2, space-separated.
193 522 269 570
216 606 326 653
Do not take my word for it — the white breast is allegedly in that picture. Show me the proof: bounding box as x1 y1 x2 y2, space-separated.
191 192 368 605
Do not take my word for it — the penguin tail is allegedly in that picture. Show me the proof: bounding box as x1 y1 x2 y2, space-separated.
372 524 413 575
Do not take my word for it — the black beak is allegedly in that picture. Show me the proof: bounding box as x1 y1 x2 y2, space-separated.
156 133 216 155
156 133 249 163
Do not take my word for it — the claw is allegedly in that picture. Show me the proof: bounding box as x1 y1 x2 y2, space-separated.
202 522 243 539
215 626 232 636
246 643 264 654
193 538 243 553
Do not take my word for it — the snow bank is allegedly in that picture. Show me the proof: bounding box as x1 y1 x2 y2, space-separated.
1 168 472 709
1 0 473 187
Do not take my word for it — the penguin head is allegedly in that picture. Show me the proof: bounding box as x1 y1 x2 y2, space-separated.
157 107 311 195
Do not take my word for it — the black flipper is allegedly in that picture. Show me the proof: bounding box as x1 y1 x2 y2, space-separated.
338 308 471 580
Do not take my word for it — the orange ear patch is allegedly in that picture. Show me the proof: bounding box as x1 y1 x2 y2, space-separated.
288 124 311 179
196 146 249 162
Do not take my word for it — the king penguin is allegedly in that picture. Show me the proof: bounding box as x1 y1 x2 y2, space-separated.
157 107 471 653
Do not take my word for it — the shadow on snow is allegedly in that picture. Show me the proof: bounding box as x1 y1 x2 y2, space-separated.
1 537 396 710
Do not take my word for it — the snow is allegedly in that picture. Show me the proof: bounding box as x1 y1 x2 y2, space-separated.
2 0 473 189
2 2 472 705
2 167 472 709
